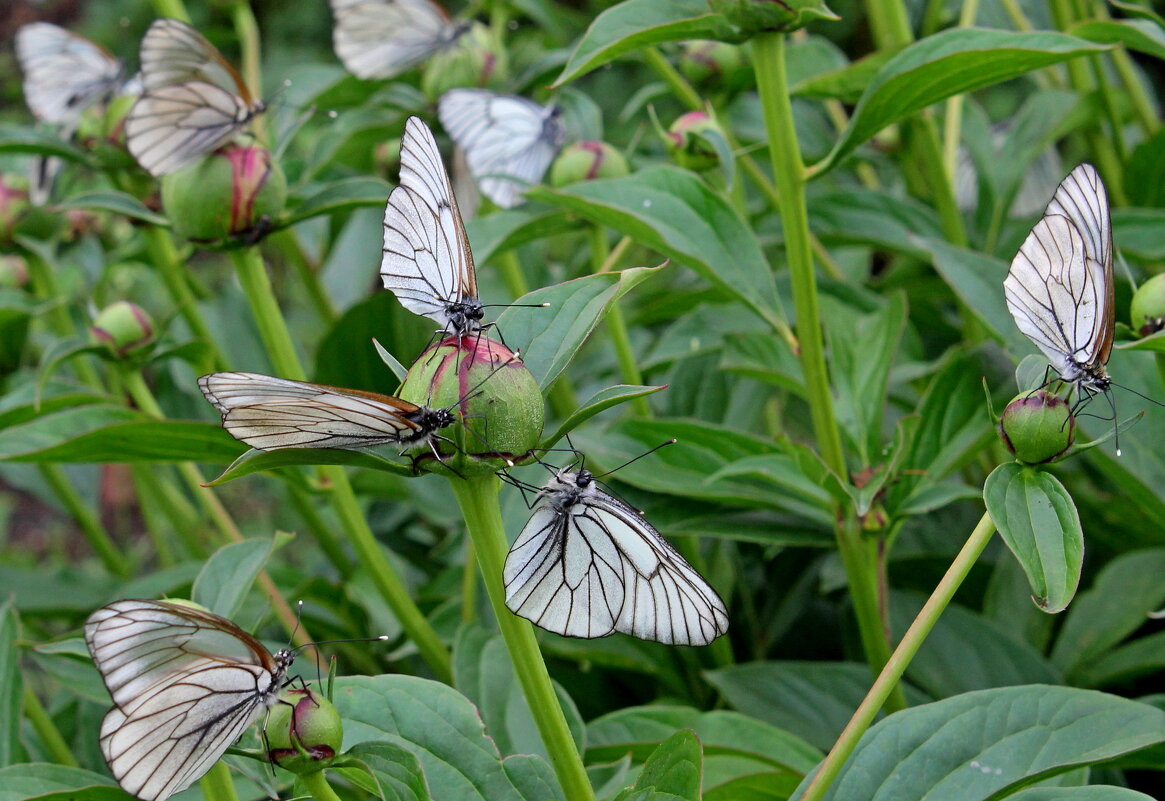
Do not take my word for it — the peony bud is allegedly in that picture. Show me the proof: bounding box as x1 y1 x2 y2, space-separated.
421 23 507 100
998 390 1075 464
677 40 749 91
397 335 543 477
549 141 630 187
90 301 156 358
265 687 342 775
0 174 30 241
709 0 840 35
0 255 29 289
1130 273 1165 337
160 144 286 243
663 111 723 172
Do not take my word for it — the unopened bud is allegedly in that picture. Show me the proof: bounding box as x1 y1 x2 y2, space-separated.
0 174 30 241
422 23 507 100
549 141 629 187
663 111 723 172
999 390 1075 464
677 40 749 91
160 144 286 243
0 255 29 289
265 687 342 775
90 301 155 358
1131 273 1165 337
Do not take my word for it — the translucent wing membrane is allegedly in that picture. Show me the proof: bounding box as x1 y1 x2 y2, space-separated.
330 0 465 80
16 22 123 126
438 89 565 209
504 470 729 646
138 19 251 100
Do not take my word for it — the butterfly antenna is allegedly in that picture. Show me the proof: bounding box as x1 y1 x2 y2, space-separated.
291 635 391 655
1111 380 1165 410
592 439 677 479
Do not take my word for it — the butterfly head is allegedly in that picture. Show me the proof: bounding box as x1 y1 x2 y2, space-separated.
445 299 485 337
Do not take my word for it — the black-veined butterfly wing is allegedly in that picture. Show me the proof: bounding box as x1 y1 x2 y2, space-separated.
198 371 434 450
1004 163 1113 388
438 89 565 209
330 0 464 80
16 22 123 127
85 599 293 801
381 116 482 335
503 470 729 646
138 18 253 99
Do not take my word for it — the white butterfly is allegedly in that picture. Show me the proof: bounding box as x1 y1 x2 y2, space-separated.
199 371 455 452
438 89 565 209
125 19 265 176
381 116 485 337
503 467 729 645
329 0 470 80
16 22 124 127
85 599 294 801
1004 163 1113 397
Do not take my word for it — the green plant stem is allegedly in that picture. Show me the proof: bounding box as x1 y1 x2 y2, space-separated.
25 251 102 387
149 0 191 21
275 229 337 325
800 512 997 801
495 249 529 299
287 487 353 577
449 476 595 801
461 539 479 624
1092 0 1157 136
941 0 981 178
143 227 227 370
301 770 344 801
129 465 178 565
228 0 266 146
590 226 650 418
229 246 453 683
199 762 240 801
40 464 129 577
22 686 78 767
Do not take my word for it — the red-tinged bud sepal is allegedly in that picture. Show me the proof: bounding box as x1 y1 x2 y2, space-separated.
90 301 156 359
265 687 342 775
1130 273 1165 337
422 22 507 100
549 141 630 187
161 144 286 244
398 335 544 477
999 390 1075 464
663 111 725 172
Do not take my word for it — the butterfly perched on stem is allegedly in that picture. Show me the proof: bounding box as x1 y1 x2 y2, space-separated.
16 22 124 127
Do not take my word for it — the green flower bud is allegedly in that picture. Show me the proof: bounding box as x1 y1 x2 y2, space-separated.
998 390 1075 464
0 174 30 241
663 111 722 172
1130 273 1165 337
161 144 286 243
709 0 840 35
421 23 507 100
265 687 342 775
549 141 630 187
398 335 543 477
677 40 749 91
90 301 156 358
0 255 29 289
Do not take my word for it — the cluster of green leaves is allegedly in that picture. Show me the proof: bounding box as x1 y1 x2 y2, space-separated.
3 0 1165 799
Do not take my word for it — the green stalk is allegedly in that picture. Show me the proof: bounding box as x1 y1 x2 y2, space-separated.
228 0 267 146
287 487 353 577
25 251 102 387
39 464 129 577
495 249 529 299
229 247 452 683
22 686 78 766
589 226 650 418
199 762 240 801
149 0 191 21
461 539 479 624
301 770 344 801
449 476 595 801
275 230 337 326
129 465 177 566
800 512 996 801
142 227 227 369
941 0 982 178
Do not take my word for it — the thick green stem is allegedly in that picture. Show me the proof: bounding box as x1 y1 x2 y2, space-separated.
941 0 982 178
199 762 240 801
462 539 479 624
449 476 595 801
800 512 996 801
149 0 191 21
230 246 452 682
25 251 102 387
143 227 227 369
22 686 78 766
275 230 337 325
301 770 344 801
495 249 529 299
590 226 650 418
287 487 353 577
129 465 178 565
39 464 129 577
228 0 267 145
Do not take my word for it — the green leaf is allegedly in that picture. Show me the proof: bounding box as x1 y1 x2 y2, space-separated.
282 177 391 226
0 602 20 768
0 764 133 801
984 463 1084 614
808 191 941 258
1113 208 1165 260
818 29 1109 173
497 266 663 389
0 126 91 163
1071 629 1165 690
1070 19 1165 62
54 191 169 226
312 291 429 394
554 0 741 86
542 384 667 447
1124 127 1165 208
528 168 786 331
193 535 289 619
1009 789 1157 801
808 686 1165 801
635 730 702 801
332 674 562 801
790 46 904 103
1109 0 1165 29
206 445 412 485
465 210 580 267
345 741 432 801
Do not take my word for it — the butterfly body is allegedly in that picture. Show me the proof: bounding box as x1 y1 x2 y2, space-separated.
16 22 124 126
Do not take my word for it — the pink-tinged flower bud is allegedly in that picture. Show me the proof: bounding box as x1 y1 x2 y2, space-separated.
678 40 749 91
90 301 156 358
160 144 286 243
0 174 30 242
549 141 630 187
0 255 29 289
265 687 342 775
709 0 840 35
397 335 543 477
663 111 722 172
421 23 507 100
1131 273 1165 337
999 390 1075 464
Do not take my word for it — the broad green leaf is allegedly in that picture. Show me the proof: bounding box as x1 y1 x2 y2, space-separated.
984 463 1084 614
465 210 580 267
54 191 169 226
282 177 390 226
1070 19 1165 62
345 741 432 801
497 266 663 389
543 384 667 447
0 602 19 767
808 686 1165 801
1109 0 1165 29
790 46 904 103
206 445 412 485
332 674 562 801
554 0 741 86
635 730 702 801
0 764 133 801
193 535 289 619
818 29 1109 173
1072 629 1165 690
808 191 941 259
528 168 786 331
1124 127 1165 208
1009 789 1156 801
0 382 110 430
1113 208 1165 260
0 126 90 163
312 291 429 394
